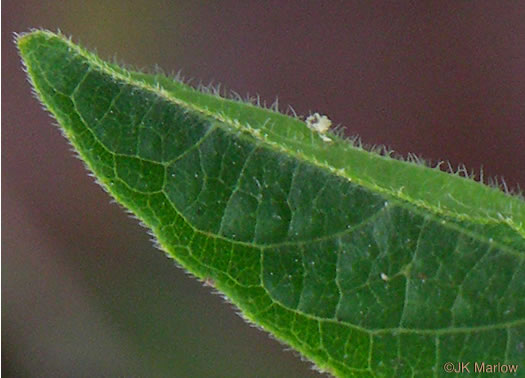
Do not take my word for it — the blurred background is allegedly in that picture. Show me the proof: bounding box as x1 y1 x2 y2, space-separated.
3 1 525 377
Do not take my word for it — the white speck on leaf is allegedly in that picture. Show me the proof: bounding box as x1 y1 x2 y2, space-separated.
380 273 388 281
306 113 332 142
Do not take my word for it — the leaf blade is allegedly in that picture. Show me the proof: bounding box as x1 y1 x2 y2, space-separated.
18 30 525 377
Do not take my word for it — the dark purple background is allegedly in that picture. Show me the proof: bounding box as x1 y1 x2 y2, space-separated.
4 1 525 376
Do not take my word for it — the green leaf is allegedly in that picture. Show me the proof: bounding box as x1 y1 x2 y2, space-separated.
17 30 525 377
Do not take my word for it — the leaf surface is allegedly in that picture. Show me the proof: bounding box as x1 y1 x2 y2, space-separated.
18 30 525 377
